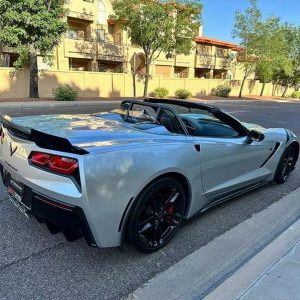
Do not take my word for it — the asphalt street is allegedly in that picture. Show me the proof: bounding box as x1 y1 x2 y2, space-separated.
0 100 300 299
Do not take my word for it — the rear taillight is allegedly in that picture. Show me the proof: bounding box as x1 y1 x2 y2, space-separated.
30 151 79 175
31 152 51 167
48 156 79 175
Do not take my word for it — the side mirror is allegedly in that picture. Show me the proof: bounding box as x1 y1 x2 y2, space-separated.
246 130 265 144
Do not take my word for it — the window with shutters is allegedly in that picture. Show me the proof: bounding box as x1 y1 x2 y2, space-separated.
156 65 172 77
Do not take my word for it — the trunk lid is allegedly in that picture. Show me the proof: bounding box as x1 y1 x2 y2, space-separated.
9 114 158 153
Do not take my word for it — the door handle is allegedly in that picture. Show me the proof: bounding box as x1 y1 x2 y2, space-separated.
194 144 201 152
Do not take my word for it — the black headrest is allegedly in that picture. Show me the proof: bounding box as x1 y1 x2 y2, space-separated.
159 114 177 133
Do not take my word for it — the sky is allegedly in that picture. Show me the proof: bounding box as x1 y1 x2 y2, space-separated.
201 0 300 43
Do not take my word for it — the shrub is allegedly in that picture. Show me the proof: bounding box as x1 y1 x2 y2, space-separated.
153 87 169 98
175 89 191 99
53 85 78 101
215 85 232 97
291 91 300 99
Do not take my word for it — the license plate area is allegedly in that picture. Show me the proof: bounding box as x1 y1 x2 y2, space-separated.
4 171 31 210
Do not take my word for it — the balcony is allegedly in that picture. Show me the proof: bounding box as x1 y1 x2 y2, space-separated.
174 54 194 67
215 56 232 69
64 39 95 59
97 43 126 62
195 54 232 69
66 0 94 21
195 54 214 68
1 46 17 54
67 10 94 22
64 39 126 62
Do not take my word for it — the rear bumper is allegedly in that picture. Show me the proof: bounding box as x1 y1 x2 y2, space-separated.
31 193 97 247
0 164 96 247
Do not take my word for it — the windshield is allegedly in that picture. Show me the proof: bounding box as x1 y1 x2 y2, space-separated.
111 104 158 124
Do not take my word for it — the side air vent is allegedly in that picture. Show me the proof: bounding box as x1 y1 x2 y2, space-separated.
260 142 281 168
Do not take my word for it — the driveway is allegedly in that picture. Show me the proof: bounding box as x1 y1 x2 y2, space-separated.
0 100 299 299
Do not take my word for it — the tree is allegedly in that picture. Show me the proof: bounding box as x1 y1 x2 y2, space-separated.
274 25 300 97
233 1 296 98
0 0 68 98
232 0 262 98
255 17 292 96
112 0 202 97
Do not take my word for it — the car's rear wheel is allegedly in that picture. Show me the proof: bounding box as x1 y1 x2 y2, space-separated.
274 145 298 184
126 177 186 253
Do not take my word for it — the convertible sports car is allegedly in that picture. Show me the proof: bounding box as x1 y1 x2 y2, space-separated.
0 98 299 252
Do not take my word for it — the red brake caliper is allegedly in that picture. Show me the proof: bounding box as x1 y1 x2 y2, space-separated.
167 206 174 221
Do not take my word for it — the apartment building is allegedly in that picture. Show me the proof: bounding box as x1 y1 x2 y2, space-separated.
0 0 242 80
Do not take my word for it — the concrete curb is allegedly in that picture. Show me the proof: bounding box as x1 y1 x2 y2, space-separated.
205 219 300 300
0 98 299 110
131 187 300 300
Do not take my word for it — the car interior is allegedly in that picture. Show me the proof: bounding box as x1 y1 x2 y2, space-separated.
119 100 241 138
157 109 185 134
156 109 239 138
180 115 239 137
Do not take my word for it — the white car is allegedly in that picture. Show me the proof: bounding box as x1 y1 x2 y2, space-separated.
0 98 298 252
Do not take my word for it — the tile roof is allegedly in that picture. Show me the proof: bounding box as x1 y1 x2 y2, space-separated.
195 36 242 51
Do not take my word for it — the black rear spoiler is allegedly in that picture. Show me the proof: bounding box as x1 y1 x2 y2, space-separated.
0 115 88 155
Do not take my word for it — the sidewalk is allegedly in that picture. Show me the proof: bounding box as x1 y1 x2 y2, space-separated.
131 187 300 300
0 96 298 109
206 219 300 300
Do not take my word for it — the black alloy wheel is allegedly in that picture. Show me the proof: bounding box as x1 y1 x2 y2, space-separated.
274 145 298 184
126 177 186 253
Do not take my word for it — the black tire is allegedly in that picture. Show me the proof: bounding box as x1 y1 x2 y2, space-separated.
274 145 298 184
126 177 186 253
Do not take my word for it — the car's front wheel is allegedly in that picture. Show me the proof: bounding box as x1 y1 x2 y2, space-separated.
274 145 298 184
126 177 186 253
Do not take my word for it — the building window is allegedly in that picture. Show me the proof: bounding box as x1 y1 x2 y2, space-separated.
97 0 107 24
0 53 18 67
156 65 172 77
195 68 210 79
68 29 80 40
108 24 123 46
67 19 89 40
174 67 189 78
96 29 106 42
113 31 122 46
69 58 90 71
98 61 123 73
213 69 227 79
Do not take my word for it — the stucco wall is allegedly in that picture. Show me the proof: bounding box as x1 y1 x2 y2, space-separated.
0 68 294 99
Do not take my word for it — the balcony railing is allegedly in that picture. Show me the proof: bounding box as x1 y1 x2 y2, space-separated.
195 54 232 69
1 46 15 53
195 54 214 68
64 38 126 61
67 10 94 21
97 42 126 62
66 0 95 21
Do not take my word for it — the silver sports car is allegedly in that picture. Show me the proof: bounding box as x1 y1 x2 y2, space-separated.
0 98 299 252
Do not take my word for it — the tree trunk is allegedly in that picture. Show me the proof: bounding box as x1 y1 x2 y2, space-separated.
282 84 289 98
29 50 39 98
239 76 246 98
260 82 266 96
143 60 150 97
272 83 276 97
